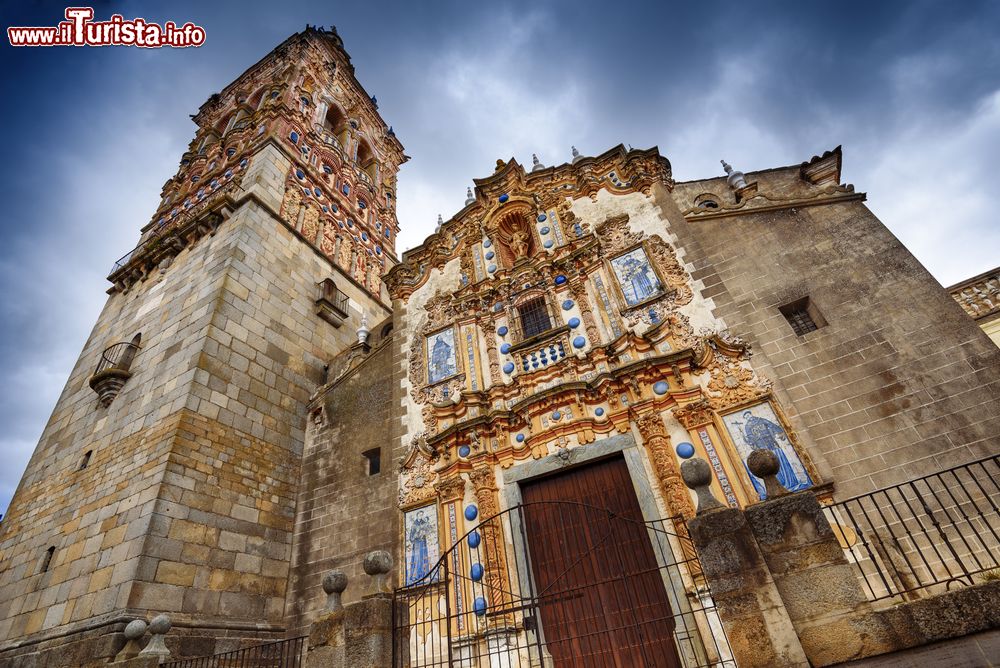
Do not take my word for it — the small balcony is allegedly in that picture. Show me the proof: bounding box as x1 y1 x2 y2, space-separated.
513 327 571 373
89 337 141 407
315 278 350 327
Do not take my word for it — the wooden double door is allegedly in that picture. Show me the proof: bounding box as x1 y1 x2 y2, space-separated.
520 456 682 668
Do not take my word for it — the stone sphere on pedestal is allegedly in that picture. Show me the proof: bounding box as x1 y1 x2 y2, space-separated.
124 619 147 640
322 570 348 595
148 613 171 636
363 550 392 577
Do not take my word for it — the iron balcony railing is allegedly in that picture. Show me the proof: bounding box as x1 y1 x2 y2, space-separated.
161 636 306 668
823 454 1000 602
93 340 140 376
317 278 350 316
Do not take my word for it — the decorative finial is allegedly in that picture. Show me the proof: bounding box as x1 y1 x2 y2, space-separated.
572 146 584 163
357 315 370 345
436 214 443 232
138 613 171 661
531 153 545 172
681 458 726 514
322 570 348 612
363 550 393 595
465 187 475 206
747 449 788 499
721 159 747 190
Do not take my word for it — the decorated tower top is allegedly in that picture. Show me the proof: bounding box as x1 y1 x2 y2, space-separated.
110 26 407 297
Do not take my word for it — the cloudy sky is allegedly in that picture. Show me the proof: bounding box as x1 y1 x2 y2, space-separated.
1 0 998 513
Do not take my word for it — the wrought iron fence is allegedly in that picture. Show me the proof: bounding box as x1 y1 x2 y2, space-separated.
161 636 306 668
823 454 1000 602
393 501 734 668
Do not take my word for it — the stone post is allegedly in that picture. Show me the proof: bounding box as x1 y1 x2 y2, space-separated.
682 458 809 668
306 571 348 668
342 551 394 668
742 451 897 665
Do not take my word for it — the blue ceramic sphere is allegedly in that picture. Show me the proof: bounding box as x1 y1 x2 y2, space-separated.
554 275 567 285
464 505 478 521
516 433 525 442
470 563 484 581
458 445 471 458
488 264 497 273
568 317 581 328
499 193 509 203
474 597 487 616
500 343 512 354
483 239 492 248
485 251 495 260
676 442 696 459
493 302 503 312
572 336 586 349
503 362 515 374
540 226 550 234
595 407 605 417
562 300 574 311
497 325 509 336
543 240 554 248
295 169 305 180
467 531 481 548
653 380 669 395
537 213 547 222
552 410 561 420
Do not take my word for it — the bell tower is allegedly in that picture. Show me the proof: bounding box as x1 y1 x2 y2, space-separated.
0 26 404 664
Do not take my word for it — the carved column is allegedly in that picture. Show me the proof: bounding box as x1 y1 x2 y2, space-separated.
635 411 695 519
570 281 601 344
435 474 466 504
480 316 502 384
634 410 701 575
468 466 512 626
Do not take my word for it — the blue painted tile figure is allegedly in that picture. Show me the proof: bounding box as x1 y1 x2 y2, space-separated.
404 505 440 585
611 247 662 306
427 329 457 383
724 404 813 499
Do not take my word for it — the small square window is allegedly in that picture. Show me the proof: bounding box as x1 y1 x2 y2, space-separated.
779 297 826 336
363 448 381 476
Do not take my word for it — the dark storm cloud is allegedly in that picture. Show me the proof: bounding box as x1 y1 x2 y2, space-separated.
0 0 997 511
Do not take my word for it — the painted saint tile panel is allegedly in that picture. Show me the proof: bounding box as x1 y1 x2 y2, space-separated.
722 402 813 500
610 246 662 306
404 503 441 586
426 327 458 384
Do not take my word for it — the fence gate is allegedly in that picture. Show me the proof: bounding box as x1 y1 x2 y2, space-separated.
393 494 733 667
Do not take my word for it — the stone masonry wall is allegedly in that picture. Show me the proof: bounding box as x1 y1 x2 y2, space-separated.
287 336 400 634
0 141 390 660
669 170 1000 498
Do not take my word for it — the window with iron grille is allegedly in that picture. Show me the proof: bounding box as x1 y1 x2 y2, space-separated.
779 297 826 336
518 297 552 340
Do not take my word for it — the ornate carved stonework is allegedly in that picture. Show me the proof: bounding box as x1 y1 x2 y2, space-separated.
634 411 694 519
673 400 714 429
595 214 641 255
468 467 512 626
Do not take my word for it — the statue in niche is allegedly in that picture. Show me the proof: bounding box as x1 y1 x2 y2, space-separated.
494 209 536 265
509 228 529 258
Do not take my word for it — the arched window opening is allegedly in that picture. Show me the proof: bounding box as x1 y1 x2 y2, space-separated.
79 450 93 470
324 105 349 147
40 546 55 574
356 139 376 175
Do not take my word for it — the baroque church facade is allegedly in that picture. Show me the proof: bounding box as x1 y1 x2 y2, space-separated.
0 26 997 667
